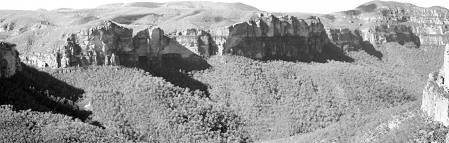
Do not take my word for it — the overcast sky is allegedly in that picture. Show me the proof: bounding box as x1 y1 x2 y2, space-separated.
1 0 448 14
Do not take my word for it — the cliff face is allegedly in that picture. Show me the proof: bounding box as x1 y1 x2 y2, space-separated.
326 28 365 51
21 21 199 68
168 4 449 62
422 73 449 126
368 7 448 47
320 1 449 54
59 21 133 68
22 12 400 69
169 14 333 61
133 27 169 59
422 44 449 126
222 15 328 61
329 2 449 49
21 14 340 69
0 42 21 78
21 21 133 68
15 1 449 69
363 24 421 47
169 29 224 58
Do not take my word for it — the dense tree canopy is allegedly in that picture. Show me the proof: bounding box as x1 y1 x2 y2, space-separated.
193 55 416 141
0 44 438 142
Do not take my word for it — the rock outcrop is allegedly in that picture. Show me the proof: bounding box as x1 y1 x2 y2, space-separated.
324 24 420 53
21 21 198 68
171 5 447 62
422 44 449 126
222 14 328 61
134 26 198 66
326 28 365 51
370 6 449 47
170 14 336 61
58 21 133 68
0 42 21 78
21 14 347 68
362 24 421 47
169 29 225 58
16 2 449 68
330 2 449 48
319 1 448 55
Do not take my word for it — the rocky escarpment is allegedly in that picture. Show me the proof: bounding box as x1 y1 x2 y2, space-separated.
222 14 329 61
0 42 21 78
59 21 133 67
422 44 449 126
326 1 449 49
362 24 421 47
170 4 448 62
324 24 420 55
169 29 225 58
170 14 343 62
326 28 365 51
21 21 134 68
16 1 449 68
21 21 197 68
21 14 349 69
365 6 448 47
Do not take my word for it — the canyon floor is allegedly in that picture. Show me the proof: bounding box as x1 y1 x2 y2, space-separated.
1 1 449 143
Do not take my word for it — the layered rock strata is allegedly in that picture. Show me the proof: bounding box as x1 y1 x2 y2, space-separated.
323 2 449 50
371 7 449 47
21 21 197 68
169 29 225 58
59 21 133 67
7 1 449 69
0 42 21 78
20 3 449 69
170 14 331 61
22 14 338 68
326 28 365 51
360 4 448 48
362 24 421 47
325 25 420 52
422 44 449 126
222 14 328 61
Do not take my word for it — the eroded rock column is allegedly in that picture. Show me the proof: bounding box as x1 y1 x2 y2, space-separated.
0 42 21 78
422 44 449 126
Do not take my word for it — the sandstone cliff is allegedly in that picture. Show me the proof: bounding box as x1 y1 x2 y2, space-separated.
324 1 448 49
59 21 133 67
20 21 199 68
0 42 21 78
170 14 342 62
369 5 448 47
204 2 449 62
20 14 347 69
422 44 449 126
11 1 449 69
222 14 329 61
169 29 224 58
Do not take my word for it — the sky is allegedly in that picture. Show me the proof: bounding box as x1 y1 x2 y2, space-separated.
1 0 448 14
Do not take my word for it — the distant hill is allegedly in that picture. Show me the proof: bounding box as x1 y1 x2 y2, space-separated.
0 1 262 43
98 1 259 11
